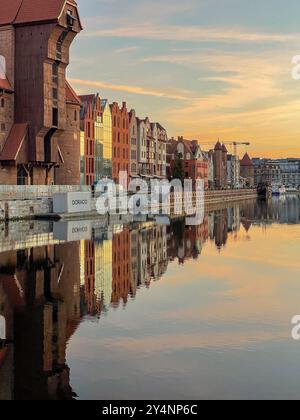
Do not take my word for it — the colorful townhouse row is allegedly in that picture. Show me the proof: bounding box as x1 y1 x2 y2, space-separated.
78 96 169 186
0 0 255 190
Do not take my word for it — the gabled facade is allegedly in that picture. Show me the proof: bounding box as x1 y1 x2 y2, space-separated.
111 101 130 183
100 99 112 180
129 109 138 179
227 154 240 188
167 136 208 189
137 117 152 177
151 122 168 178
79 94 102 185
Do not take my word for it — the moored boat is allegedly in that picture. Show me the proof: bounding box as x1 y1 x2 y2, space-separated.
272 185 286 196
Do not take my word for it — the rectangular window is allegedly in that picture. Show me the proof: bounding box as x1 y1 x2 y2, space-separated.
52 88 58 100
52 108 58 127
67 10 75 27
52 62 58 84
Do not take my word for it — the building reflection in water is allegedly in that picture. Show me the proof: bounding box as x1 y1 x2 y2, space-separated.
0 243 80 400
0 197 299 399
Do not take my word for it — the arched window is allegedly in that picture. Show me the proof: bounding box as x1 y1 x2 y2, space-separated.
0 315 6 340
0 55 6 79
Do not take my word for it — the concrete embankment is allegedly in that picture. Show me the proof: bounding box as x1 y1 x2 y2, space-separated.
0 187 257 221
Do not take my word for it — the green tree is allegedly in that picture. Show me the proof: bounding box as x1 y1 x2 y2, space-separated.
172 152 185 185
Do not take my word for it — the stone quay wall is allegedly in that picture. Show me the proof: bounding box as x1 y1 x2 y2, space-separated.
0 188 257 221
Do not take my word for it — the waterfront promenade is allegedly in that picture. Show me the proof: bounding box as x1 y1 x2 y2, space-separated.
0 186 258 221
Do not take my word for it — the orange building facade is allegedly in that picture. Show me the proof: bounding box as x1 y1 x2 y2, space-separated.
110 102 130 183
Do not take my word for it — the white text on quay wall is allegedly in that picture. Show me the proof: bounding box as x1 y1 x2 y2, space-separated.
291 316 300 340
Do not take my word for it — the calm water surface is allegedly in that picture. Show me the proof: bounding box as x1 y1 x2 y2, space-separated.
0 197 300 400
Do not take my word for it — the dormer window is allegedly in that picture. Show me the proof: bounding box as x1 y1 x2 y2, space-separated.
67 10 76 27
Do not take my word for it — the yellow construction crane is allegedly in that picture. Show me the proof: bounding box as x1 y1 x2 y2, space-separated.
200 141 251 157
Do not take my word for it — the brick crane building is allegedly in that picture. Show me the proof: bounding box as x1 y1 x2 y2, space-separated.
0 0 82 185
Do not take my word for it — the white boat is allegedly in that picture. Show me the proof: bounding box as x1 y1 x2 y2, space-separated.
272 185 286 196
286 187 299 195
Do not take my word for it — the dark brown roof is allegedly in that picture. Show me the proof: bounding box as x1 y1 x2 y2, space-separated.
0 0 79 27
214 141 222 151
221 144 228 153
0 123 28 161
79 94 96 104
79 93 100 120
0 78 13 92
240 153 253 166
66 80 81 105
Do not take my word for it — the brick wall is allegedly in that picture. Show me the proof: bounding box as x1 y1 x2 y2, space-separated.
111 102 130 183
0 166 17 184
55 102 81 185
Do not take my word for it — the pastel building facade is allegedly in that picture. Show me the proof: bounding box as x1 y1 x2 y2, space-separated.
99 99 113 180
129 109 138 179
227 154 240 188
151 122 168 178
137 117 152 177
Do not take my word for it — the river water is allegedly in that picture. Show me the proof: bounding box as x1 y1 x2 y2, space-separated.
0 196 300 400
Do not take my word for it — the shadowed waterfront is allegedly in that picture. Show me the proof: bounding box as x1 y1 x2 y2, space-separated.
0 196 300 400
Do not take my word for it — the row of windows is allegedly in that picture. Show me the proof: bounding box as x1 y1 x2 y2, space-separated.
85 157 95 175
113 163 129 173
113 132 129 144
113 147 129 159
113 116 129 129
86 139 95 156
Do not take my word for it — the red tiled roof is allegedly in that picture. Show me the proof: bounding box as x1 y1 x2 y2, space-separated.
0 78 13 92
240 153 253 166
66 80 81 105
0 0 79 26
0 123 28 161
0 0 22 26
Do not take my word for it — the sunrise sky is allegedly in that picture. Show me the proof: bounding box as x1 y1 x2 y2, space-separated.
68 0 300 158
